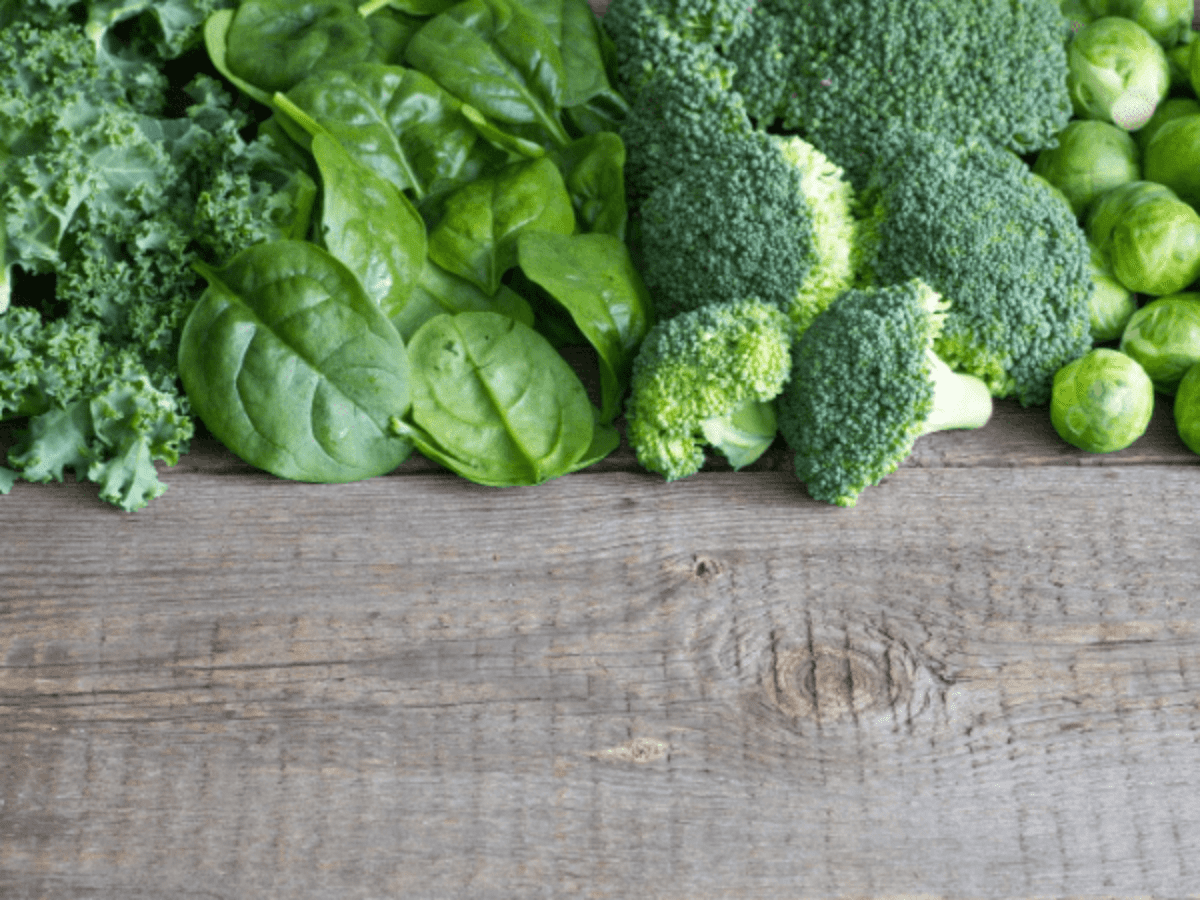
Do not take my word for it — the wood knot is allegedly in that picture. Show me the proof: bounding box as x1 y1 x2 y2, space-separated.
590 737 668 765
765 645 901 722
692 555 722 579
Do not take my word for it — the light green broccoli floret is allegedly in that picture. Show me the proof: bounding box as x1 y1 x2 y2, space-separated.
772 134 856 333
854 129 1094 407
778 280 992 507
625 297 793 481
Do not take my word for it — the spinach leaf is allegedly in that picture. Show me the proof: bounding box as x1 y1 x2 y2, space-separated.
427 156 575 294
204 10 276 107
311 133 427 320
552 131 627 238
364 6 426 62
394 311 598 485
404 0 572 149
179 240 414 483
361 0 458 17
519 0 628 134
515 230 650 423
222 0 374 94
282 63 508 201
391 257 535 341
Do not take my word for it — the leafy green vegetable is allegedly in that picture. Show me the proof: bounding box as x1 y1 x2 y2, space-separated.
310 133 427 319
427 156 576 293
281 62 510 201
180 240 414 482
552 132 628 237
404 0 573 148
393 258 535 341
515 231 650 422
394 311 602 485
223 0 376 94
203 8 277 106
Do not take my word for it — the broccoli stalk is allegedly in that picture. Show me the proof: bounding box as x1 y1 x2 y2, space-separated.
922 352 994 434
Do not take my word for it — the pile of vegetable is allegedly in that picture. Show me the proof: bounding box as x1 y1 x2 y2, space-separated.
4 0 1200 512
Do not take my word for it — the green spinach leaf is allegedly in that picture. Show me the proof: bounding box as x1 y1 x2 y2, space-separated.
392 257 534 341
519 0 628 134
515 230 650 423
282 63 508 201
179 240 413 483
394 311 597 485
552 131 627 237
311 132 427 320
404 0 572 149
427 156 575 294
204 10 276 107
222 0 374 94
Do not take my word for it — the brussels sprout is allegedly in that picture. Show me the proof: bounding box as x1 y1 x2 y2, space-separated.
1172 360 1200 453
1135 97 1200 155
1063 0 1097 31
1068 17 1171 131
1144 115 1200 210
1095 185 1200 295
1034 120 1140 218
1166 34 1195 89
1051 348 1155 452
1087 241 1138 341
1086 180 1174 256
1084 0 1195 47
1120 292 1200 392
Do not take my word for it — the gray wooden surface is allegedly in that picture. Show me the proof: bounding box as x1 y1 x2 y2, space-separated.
4 397 1200 899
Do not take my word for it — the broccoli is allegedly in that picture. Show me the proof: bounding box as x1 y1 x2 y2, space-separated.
624 297 793 481
721 0 1074 186
606 0 1074 188
629 121 856 327
853 128 1094 406
777 280 993 508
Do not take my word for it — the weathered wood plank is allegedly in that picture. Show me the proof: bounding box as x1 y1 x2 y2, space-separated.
4 466 1200 898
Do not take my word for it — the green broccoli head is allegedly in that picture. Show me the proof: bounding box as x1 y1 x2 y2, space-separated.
721 0 1073 187
778 280 992 507
854 129 1094 406
625 297 793 481
632 128 816 321
630 129 856 325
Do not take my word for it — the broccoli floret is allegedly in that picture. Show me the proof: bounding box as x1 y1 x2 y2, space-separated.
631 128 855 325
777 280 993 507
722 0 1074 186
625 297 793 481
854 129 1094 407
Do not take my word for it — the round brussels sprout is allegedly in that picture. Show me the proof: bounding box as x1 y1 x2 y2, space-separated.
1120 292 1200 392
1068 17 1170 131
1144 115 1200 210
1136 97 1200 154
1087 242 1138 341
1172 360 1200 453
1034 121 1140 218
1051 348 1155 452
1084 0 1196 47
1102 188 1200 295
1085 180 1174 255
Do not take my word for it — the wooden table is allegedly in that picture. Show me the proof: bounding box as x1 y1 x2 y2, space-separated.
4 394 1200 897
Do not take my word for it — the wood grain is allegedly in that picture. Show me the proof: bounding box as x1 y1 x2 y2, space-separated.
4 458 1200 898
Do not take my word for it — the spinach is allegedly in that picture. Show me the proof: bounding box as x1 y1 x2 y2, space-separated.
520 0 629 134
515 231 650 422
393 311 603 485
281 63 509 202
361 0 458 18
363 6 427 63
404 0 572 149
426 156 576 294
222 0 375 94
179 240 414 483
311 132 427 320
393 257 535 341
553 131 628 238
